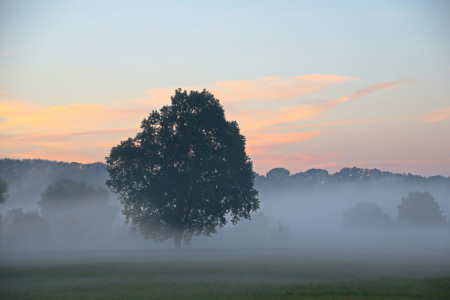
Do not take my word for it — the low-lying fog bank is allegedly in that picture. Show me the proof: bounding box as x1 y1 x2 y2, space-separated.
1 161 449 253
1 211 448 252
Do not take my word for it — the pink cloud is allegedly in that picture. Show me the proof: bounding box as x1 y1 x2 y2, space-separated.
232 80 405 133
262 119 379 132
409 107 450 123
213 77 321 102
334 79 409 103
246 131 321 155
295 74 358 84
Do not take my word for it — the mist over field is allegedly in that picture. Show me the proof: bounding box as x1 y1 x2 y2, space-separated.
0 159 448 254
1 1 449 298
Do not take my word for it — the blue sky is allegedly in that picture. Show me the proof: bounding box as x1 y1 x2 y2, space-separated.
1 0 449 175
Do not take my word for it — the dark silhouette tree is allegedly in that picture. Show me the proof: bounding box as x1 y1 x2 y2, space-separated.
343 202 392 228
305 168 330 184
397 191 446 226
106 89 259 248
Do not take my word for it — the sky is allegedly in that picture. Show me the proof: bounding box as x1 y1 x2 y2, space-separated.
0 0 449 176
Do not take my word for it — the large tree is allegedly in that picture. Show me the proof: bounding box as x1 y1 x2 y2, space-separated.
106 89 259 248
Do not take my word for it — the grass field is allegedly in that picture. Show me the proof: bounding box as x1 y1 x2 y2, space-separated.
1 248 449 299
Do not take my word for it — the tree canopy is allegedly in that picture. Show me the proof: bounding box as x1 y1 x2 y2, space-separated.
106 89 259 248
266 168 290 180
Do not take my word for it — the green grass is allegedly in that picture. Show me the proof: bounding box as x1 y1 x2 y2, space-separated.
1 250 449 299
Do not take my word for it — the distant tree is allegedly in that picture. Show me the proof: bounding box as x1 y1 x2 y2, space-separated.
0 177 8 204
39 179 110 216
266 168 290 181
305 168 329 184
106 89 259 248
343 203 392 228
397 191 446 226
38 179 117 236
333 167 370 183
3 208 52 245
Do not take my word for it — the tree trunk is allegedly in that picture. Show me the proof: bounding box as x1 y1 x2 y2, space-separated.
174 234 182 249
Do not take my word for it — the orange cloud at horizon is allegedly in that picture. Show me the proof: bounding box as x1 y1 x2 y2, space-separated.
0 100 147 136
1 75 409 173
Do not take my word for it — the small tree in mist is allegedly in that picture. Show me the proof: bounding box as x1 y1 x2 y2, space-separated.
397 191 446 226
343 203 392 228
38 179 117 237
3 208 52 242
106 89 259 248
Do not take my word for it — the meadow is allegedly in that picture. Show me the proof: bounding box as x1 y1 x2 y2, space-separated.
1 248 449 300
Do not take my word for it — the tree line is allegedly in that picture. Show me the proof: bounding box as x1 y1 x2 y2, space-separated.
1 160 448 193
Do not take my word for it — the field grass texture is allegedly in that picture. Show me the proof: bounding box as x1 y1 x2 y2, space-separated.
1 248 449 299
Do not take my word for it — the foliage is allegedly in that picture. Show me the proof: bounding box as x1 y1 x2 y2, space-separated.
252 166 450 193
397 191 446 226
266 168 290 180
343 203 392 228
106 89 259 247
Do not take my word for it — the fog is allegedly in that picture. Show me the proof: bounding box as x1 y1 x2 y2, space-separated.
1 165 449 259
